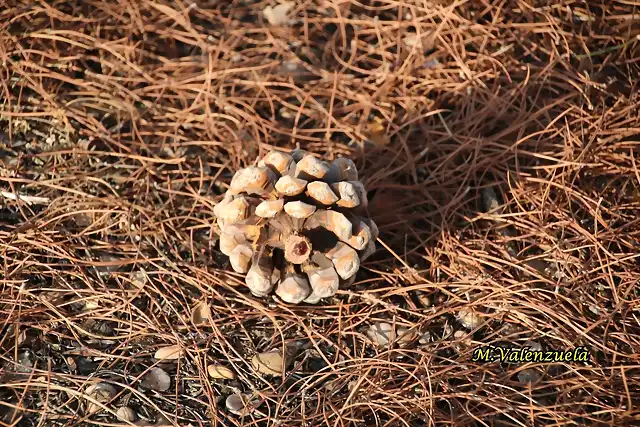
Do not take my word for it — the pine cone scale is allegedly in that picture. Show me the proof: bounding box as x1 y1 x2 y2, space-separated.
214 150 377 304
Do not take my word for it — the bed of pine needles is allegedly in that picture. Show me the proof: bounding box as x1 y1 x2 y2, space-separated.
1 1 640 426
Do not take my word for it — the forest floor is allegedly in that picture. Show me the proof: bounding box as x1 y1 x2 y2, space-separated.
1 1 640 426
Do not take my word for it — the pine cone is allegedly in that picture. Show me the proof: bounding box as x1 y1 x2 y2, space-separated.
214 149 378 304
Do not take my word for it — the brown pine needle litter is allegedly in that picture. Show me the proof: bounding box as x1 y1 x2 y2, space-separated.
0 0 639 426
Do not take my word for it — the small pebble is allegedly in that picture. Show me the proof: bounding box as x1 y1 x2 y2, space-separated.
418 331 432 345
518 368 541 384
523 341 542 352
15 350 34 373
225 393 255 416
453 330 467 340
207 364 236 380
84 382 117 414
366 322 417 347
191 301 211 325
116 406 136 422
154 345 183 360
416 293 432 307
588 304 601 315
263 2 294 26
140 367 171 392
456 309 483 330
481 187 501 212
251 351 286 376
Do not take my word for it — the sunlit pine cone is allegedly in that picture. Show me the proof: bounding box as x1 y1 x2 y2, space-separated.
213 149 378 304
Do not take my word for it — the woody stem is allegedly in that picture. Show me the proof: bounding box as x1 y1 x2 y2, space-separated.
284 234 312 264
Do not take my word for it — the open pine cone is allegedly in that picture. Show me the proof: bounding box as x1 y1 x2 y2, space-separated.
214 149 378 304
